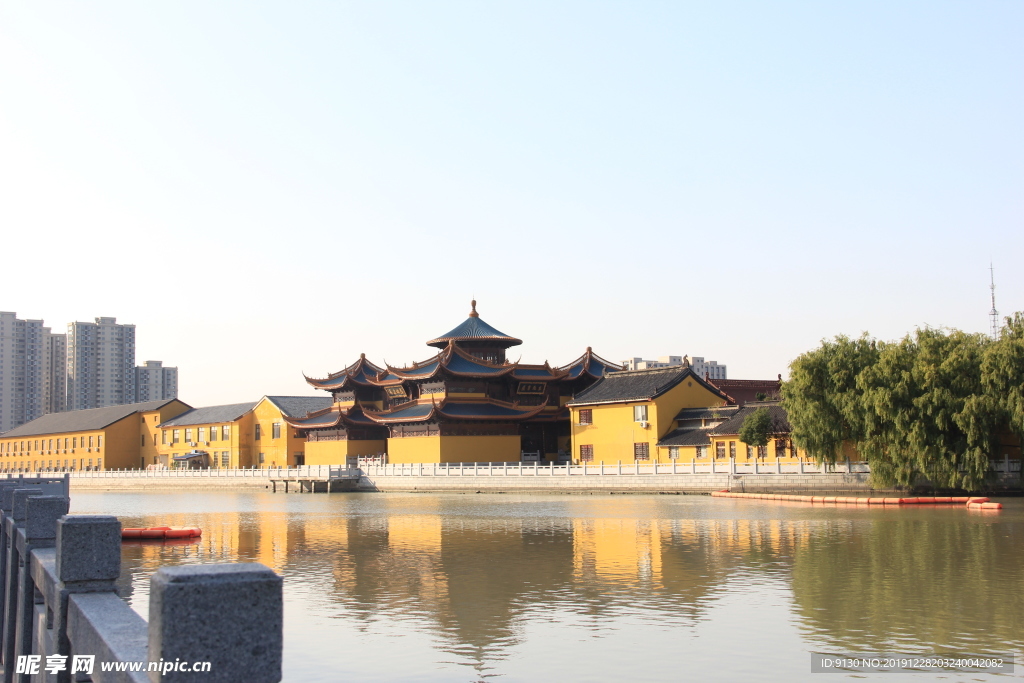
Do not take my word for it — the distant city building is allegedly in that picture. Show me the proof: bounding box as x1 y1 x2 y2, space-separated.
45 330 67 415
135 360 179 402
67 317 137 411
621 355 727 380
0 313 46 432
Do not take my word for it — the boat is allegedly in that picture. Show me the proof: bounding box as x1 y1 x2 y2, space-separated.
121 526 202 540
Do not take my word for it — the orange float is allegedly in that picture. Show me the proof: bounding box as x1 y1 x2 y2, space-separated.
122 526 202 540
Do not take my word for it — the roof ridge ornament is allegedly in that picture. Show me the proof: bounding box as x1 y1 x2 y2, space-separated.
469 299 479 318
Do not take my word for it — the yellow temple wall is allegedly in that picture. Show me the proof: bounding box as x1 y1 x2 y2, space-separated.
304 439 387 466
387 435 521 464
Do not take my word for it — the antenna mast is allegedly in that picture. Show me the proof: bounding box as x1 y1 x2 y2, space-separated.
989 263 999 340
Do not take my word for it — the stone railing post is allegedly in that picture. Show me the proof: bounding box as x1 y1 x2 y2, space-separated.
53 516 123 682
16 496 69 682
2 488 45 682
148 564 282 683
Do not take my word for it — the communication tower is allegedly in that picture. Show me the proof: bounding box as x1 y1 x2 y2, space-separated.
989 263 999 340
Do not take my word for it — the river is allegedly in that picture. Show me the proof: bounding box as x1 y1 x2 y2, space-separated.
70 491 1023 682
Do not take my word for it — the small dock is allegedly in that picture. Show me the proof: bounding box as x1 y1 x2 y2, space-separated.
268 465 361 493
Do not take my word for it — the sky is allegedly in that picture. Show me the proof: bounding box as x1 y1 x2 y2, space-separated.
1 1 1021 407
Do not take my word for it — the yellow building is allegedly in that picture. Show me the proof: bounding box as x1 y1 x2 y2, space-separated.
288 302 619 465
566 366 734 464
155 396 333 469
0 399 191 472
657 401 807 464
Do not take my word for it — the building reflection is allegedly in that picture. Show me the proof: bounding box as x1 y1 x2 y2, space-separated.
115 496 1023 670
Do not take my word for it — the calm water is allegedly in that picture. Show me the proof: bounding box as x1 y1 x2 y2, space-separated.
70 491 1023 682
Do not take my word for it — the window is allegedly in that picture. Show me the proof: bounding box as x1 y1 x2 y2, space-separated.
747 445 754 459
633 405 648 422
172 430 180 444
141 435 145 447
580 444 594 462
96 458 102 470
198 428 206 442
209 426 217 442
776 439 788 458
272 423 281 439
259 452 265 464
185 428 193 443
97 436 102 448
578 409 593 425
221 452 230 468
729 441 736 458
88 436 94 448
696 445 706 459
222 425 230 440
715 442 726 459
162 431 167 445
634 442 650 461
757 445 767 459
669 446 680 460
255 424 261 440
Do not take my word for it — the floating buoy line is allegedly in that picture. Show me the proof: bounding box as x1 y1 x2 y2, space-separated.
121 526 203 540
711 491 1002 510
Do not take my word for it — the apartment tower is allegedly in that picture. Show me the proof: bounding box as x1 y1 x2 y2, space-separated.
67 317 136 411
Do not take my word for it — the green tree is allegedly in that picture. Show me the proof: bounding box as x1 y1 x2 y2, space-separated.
781 334 878 464
783 323 1017 491
981 313 1024 483
739 408 771 448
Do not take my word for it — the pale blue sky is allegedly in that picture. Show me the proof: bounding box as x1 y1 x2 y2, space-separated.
2 2 1021 405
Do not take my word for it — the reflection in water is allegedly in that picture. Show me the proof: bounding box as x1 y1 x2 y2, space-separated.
73 492 1023 682
791 513 1024 655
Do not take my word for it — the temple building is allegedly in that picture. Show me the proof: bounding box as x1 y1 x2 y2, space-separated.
286 302 620 464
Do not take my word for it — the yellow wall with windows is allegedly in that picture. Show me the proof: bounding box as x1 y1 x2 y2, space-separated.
304 439 388 466
157 412 255 469
138 401 192 468
251 399 309 468
1 430 107 472
387 435 521 464
569 379 728 464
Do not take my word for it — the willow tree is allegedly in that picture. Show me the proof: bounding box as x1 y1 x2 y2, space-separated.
784 324 1015 490
781 334 878 463
982 313 1024 481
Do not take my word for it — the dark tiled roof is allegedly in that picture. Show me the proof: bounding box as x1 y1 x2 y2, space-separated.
657 428 713 447
674 406 742 421
710 403 792 436
567 367 730 406
1 399 186 438
265 396 334 418
159 402 257 427
287 409 343 428
426 309 522 349
707 378 782 405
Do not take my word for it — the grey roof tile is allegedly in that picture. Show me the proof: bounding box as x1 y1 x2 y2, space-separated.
710 402 792 435
567 367 730 405
657 428 713 447
159 402 258 427
264 396 335 419
1 399 186 438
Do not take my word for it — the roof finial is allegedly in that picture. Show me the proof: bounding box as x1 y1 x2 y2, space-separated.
469 299 479 318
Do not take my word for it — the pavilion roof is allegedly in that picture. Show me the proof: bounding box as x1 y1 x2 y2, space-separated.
426 300 522 349
282 405 377 430
556 347 623 380
304 354 384 391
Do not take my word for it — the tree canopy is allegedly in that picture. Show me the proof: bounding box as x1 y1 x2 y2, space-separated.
782 315 1024 490
739 408 771 447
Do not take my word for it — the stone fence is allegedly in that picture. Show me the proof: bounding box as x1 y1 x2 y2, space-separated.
0 478 283 683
